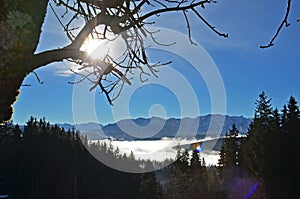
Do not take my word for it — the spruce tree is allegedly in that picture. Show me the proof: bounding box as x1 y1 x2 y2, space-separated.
165 147 190 199
218 124 239 170
286 96 300 198
240 92 273 179
264 108 283 199
218 143 226 172
189 150 206 196
226 124 239 167
281 105 288 133
140 172 164 199
217 124 240 193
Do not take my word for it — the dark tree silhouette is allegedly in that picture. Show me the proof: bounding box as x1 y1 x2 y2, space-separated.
240 92 273 179
189 150 208 197
218 124 239 170
285 96 300 198
0 117 155 198
217 124 242 196
237 94 300 198
140 172 164 199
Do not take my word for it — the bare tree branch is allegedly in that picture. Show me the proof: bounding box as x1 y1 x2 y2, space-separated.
32 71 44 85
191 7 228 38
30 47 87 71
41 0 229 104
183 10 197 45
260 0 292 49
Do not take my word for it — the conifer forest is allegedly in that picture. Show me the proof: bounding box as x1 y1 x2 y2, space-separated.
1 92 299 199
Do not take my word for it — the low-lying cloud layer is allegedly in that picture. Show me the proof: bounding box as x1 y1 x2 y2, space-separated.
98 137 221 165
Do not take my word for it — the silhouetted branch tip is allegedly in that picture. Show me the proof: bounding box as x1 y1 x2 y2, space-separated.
260 0 292 49
32 71 44 85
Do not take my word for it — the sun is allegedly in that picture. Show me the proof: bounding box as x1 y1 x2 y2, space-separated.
80 36 104 55
79 33 126 61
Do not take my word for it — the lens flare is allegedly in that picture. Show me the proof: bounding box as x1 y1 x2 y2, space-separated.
244 182 259 199
192 142 202 153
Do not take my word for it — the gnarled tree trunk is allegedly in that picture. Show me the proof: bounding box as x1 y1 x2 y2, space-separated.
0 0 49 123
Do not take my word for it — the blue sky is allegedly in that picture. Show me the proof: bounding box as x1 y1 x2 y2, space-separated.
12 0 300 125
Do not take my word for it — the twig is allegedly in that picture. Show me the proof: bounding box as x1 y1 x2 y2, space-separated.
191 7 228 38
49 3 74 41
183 10 197 45
32 71 44 84
260 0 292 49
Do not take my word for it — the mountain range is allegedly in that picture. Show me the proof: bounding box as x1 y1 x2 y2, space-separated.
57 114 252 140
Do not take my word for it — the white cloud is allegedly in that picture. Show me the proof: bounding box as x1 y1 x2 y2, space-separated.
51 61 80 77
97 137 221 165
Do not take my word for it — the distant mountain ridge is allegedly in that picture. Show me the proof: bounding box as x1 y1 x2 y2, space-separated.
56 114 252 140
